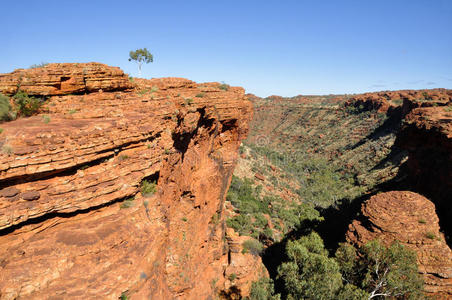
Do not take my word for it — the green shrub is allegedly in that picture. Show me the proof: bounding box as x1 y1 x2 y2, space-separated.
120 197 135 209
42 115 50 123
195 92 205 98
228 273 237 281
119 154 129 161
242 239 263 256
2 145 13 155
141 179 157 196
418 218 426 224
277 233 423 300
425 232 436 239
0 128 3 134
218 83 230 91
248 277 280 300
0 94 13 121
30 62 48 69
227 214 252 235
13 91 43 117
119 292 128 300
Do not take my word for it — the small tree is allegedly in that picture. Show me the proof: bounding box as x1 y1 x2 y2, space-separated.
336 240 424 299
277 232 345 300
128 48 153 76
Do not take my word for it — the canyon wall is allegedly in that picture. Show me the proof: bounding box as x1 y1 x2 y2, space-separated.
0 63 262 299
346 191 452 298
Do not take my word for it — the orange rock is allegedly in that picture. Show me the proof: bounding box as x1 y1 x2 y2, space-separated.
346 191 452 297
254 173 265 181
0 62 132 96
0 64 254 299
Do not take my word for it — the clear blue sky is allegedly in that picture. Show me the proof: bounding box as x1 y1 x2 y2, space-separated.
2 0 451 97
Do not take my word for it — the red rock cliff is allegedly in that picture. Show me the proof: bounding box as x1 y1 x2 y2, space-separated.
346 191 452 297
0 63 260 299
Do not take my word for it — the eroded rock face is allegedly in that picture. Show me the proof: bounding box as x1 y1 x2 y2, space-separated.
345 89 452 113
0 62 132 96
0 64 257 299
346 191 452 297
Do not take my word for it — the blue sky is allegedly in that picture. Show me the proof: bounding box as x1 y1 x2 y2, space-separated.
1 0 451 96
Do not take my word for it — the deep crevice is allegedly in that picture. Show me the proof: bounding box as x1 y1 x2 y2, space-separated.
0 194 134 236
0 134 160 190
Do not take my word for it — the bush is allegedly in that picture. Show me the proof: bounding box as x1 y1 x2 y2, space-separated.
141 179 157 196
29 62 49 69
120 197 135 209
242 239 264 256
276 233 424 300
335 240 424 299
248 277 280 300
425 232 436 239
218 83 230 91
13 91 43 117
0 94 13 121
228 273 237 281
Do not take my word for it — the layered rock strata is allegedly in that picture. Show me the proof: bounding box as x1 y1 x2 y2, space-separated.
0 64 260 299
346 191 452 297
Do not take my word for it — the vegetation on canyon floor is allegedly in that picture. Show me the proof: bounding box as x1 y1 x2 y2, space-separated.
229 97 427 299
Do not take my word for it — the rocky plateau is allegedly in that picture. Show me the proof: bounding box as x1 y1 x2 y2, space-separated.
0 63 263 299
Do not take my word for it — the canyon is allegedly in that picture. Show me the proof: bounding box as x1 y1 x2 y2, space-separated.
0 63 451 299
0 63 263 299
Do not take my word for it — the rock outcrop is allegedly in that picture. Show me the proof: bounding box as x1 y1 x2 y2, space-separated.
346 191 452 297
396 105 452 208
0 63 132 96
345 88 452 113
0 64 260 299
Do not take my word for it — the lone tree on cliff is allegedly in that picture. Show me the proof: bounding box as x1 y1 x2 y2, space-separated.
128 48 153 76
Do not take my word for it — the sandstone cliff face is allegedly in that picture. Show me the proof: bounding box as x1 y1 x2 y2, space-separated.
0 63 132 96
345 88 452 113
396 105 452 216
346 191 452 297
0 64 260 299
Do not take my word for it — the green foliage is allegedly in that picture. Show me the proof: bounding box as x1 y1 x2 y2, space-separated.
0 94 13 121
128 48 153 75
140 179 157 196
195 92 205 98
248 277 281 300
120 197 135 209
29 62 48 69
119 292 128 300
119 154 129 161
42 115 50 123
425 232 436 239
13 91 43 117
0 128 3 134
228 273 237 281
277 233 424 299
218 83 230 91
242 239 264 256
418 219 426 224
184 98 194 105
2 145 13 155
335 240 424 299
226 175 322 240
277 232 344 300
